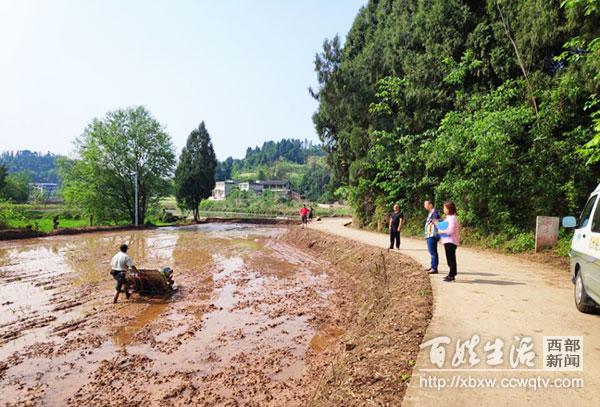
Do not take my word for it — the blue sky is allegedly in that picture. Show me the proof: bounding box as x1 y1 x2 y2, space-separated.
0 0 364 160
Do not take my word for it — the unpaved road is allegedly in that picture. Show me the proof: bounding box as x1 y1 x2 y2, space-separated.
309 218 600 407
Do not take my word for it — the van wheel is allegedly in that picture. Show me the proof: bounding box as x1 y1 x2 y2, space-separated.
575 272 598 313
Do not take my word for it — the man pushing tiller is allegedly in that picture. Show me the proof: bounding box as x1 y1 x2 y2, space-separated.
110 244 137 303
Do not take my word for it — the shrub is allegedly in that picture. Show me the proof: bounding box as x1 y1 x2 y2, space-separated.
0 199 21 228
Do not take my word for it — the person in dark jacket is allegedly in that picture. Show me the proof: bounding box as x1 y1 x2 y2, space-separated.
388 204 403 249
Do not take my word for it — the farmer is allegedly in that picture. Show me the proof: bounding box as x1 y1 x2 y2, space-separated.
435 201 460 282
300 204 309 229
424 200 441 274
388 204 403 249
110 244 137 303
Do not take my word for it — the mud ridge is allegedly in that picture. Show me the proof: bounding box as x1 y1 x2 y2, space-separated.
282 227 433 406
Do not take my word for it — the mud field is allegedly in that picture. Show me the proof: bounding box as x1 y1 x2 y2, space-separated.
0 224 431 406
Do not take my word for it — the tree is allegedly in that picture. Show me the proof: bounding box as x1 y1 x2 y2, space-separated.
0 151 59 183
0 165 6 191
215 156 234 181
1 172 31 203
559 0 600 164
312 0 600 232
59 106 175 224
175 122 217 221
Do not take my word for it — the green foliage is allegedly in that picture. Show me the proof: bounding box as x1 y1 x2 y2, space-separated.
216 138 324 181
561 0 600 15
0 199 21 228
3 207 91 232
557 0 600 164
0 150 60 183
175 122 217 221
0 165 6 191
312 0 600 240
199 189 291 216
298 159 333 202
1 172 32 203
198 188 350 218
215 138 334 203
59 106 176 224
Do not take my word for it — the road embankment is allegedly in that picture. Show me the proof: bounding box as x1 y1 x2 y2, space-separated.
283 227 433 406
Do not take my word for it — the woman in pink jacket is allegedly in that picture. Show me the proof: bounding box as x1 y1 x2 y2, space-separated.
436 201 460 282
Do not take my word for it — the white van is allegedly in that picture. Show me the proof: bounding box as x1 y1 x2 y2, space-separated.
563 183 600 313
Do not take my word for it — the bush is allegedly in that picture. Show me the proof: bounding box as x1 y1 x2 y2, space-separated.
0 199 20 227
556 230 574 258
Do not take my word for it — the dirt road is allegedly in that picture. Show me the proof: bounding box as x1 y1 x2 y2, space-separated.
309 218 600 406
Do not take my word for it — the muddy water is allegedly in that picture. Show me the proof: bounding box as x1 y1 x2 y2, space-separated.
0 224 342 406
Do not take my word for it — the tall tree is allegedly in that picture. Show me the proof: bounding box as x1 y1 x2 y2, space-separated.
59 106 175 224
175 122 217 221
0 165 7 191
312 0 600 231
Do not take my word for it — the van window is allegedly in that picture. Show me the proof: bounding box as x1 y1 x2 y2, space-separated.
578 195 597 229
592 195 600 233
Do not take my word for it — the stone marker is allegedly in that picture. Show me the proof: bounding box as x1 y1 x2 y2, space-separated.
535 216 559 252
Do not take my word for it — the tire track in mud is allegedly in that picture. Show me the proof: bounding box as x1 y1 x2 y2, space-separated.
0 224 432 406
0 225 343 406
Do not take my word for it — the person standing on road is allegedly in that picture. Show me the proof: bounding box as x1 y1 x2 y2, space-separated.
300 204 309 229
424 200 441 274
388 204 403 249
436 201 460 282
110 244 137 303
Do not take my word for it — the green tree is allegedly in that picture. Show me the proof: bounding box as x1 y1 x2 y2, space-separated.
559 0 600 164
59 106 175 224
0 165 7 191
0 151 59 183
175 122 217 221
1 172 31 203
298 159 333 202
312 0 600 232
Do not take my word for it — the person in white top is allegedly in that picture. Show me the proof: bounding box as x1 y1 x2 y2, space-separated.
110 244 137 303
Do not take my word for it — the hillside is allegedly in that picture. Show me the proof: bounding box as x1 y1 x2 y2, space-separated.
0 150 60 183
216 138 333 202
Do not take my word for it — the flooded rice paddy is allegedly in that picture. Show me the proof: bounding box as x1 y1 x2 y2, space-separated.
0 224 345 406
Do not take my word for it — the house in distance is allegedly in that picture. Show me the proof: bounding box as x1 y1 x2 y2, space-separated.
211 180 291 200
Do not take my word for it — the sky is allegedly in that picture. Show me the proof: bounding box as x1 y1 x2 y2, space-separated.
0 0 365 160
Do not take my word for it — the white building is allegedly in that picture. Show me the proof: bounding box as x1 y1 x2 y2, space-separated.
239 180 291 197
211 180 239 200
28 182 61 202
213 179 291 200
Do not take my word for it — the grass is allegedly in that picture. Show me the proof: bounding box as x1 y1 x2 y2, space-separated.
3 195 351 233
7 217 89 232
385 217 573 257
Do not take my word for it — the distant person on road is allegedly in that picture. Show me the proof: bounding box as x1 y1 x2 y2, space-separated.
388 204 403 249
309 206 314 221
300 204 309 229
110 244 137 303
435 201 460 282
424 200 441 274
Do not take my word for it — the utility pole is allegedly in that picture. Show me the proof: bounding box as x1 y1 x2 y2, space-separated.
134 170 139 226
